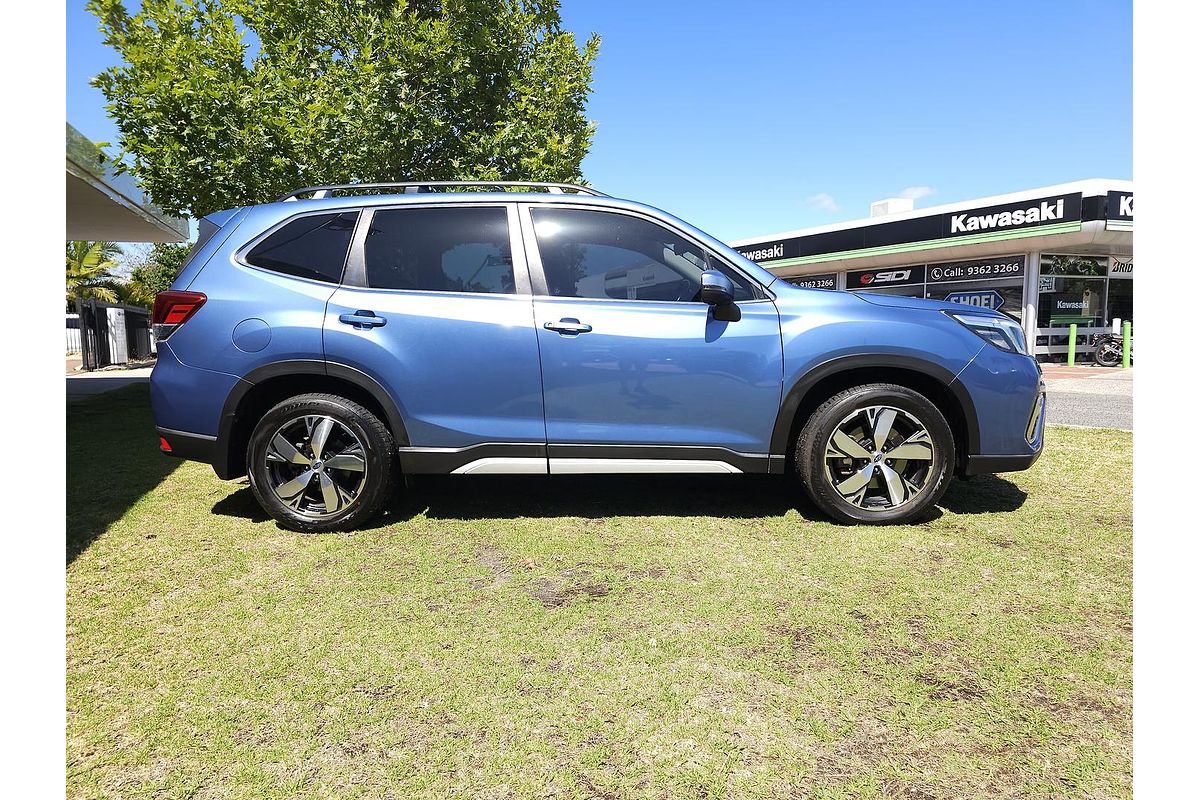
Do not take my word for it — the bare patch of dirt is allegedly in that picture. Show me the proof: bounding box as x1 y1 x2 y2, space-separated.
848 609 882 635
766 623 814 650
916 672 985 700
472 546 513 590
527 568 611 608
803 720 892 793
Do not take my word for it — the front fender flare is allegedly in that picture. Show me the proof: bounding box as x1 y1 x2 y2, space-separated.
769 354 980 458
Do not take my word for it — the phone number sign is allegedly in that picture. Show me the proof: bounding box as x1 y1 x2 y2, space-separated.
927 257 1025 284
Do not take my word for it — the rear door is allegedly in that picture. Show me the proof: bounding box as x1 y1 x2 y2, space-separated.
520 204 784 473
323 203 547 473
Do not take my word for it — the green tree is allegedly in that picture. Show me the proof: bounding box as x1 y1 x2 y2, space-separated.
125 242 192 305
88 0 601 219
66 241 123 306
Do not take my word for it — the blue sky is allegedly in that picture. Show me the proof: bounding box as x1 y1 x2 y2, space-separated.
67 0 1131 241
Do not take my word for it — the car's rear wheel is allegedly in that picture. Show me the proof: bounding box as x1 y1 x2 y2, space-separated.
795 383 954 524
247 393 394 532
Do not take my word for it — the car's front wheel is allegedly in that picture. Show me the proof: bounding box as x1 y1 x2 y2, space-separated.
795 383 954 524
247 393 394 532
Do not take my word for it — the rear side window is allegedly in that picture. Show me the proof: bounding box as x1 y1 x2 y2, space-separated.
244 211 358 283
365 207 515 294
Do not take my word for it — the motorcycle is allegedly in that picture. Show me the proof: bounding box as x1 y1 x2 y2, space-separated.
1091 332 1131 367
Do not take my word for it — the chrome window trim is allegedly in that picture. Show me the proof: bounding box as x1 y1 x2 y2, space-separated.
526 293 777 308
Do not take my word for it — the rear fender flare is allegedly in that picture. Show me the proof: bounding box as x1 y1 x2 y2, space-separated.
214 360 410 478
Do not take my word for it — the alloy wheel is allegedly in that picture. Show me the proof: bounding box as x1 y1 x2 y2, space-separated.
823 405 937 512
264 415 368 519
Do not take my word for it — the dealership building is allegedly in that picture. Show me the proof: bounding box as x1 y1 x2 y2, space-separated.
729 179 1132 360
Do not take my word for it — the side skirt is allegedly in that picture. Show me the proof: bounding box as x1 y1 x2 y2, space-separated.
398 443 772 475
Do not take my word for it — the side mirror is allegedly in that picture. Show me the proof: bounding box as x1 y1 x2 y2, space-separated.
700 270 734 306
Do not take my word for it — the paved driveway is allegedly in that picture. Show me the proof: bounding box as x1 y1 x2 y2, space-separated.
1041 365 1132 431
66 367 153 399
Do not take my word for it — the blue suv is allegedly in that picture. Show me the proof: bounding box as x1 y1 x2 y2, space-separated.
150 182 1045 531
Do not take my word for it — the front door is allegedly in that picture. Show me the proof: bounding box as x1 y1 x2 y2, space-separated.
324 203 547 473
521 204 783 473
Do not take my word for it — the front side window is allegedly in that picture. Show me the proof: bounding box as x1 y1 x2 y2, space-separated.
365 207 515 294
244 211 358 283
530 207 757 302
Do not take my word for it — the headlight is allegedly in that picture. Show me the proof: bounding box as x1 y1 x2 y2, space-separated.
946 311 1028 355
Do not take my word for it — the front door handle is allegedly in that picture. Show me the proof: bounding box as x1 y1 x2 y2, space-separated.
338 310 387 329
544 318 593 335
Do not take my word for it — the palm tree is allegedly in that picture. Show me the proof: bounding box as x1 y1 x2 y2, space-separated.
66 241 122 306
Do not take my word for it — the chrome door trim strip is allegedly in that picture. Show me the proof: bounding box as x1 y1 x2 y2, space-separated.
548 458 742 475
451 458 549 475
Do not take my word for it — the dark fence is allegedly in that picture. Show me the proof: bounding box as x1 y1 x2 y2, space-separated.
126 308 152 361
75 300 153 371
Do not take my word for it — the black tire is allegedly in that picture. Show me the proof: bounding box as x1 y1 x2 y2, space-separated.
1094 342 1122 367
794 383 954 525
247 393 395 532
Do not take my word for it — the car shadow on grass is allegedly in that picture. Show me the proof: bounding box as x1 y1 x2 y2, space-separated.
67 384 181 565
211 472 1028 529
939 474 1028 514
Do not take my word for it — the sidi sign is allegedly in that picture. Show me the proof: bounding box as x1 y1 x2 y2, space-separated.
847 264 926 289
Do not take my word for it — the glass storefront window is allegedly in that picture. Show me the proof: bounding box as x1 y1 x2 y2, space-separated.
1108 276 1133 325
1037 255 1108 328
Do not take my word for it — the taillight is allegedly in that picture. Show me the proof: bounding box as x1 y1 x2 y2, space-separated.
152 290 206 341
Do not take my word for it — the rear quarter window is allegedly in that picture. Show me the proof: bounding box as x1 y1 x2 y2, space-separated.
244 211 359 283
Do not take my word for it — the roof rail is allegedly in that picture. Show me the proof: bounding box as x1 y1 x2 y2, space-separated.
276 181 607 202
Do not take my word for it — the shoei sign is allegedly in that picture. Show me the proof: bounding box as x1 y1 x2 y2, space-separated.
944 290 1005 311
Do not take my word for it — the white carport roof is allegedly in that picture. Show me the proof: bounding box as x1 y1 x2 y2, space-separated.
66 123 188 243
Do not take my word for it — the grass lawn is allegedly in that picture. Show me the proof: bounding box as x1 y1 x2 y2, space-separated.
66 386 1131 799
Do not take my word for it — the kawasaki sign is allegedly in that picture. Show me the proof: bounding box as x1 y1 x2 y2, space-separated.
949 198 1069 234
734 192 1085 266
943 193 1081 238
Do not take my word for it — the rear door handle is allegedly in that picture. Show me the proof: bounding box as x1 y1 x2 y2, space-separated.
338 310 387 329
544 318 592 335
